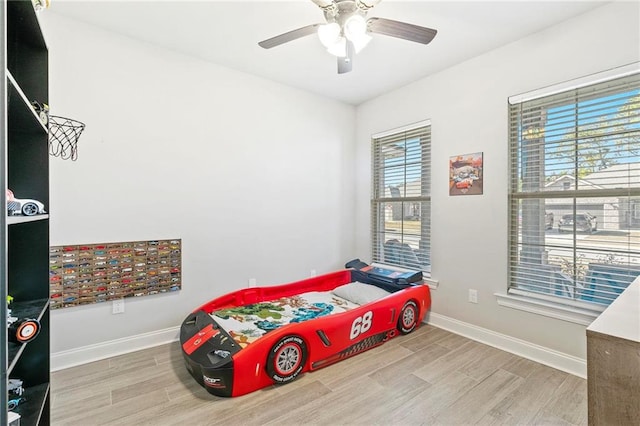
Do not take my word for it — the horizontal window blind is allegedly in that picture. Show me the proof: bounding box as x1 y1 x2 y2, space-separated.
371 124 431 274
508 71 640 308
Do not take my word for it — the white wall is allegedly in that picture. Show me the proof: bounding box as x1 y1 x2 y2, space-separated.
43 1 640 368
41 13 356 355
355 1 640 360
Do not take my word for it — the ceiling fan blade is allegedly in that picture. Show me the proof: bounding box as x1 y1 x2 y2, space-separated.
337 40 355 74
258 24 321 49
367 17 437 45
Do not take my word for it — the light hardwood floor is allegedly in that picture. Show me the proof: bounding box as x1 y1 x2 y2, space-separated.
51 325 587 425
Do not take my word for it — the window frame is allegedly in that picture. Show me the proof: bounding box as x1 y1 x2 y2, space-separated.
505 65 640 323
371 120 431 276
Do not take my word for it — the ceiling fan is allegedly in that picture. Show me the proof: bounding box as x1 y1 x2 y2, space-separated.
258 0 437 74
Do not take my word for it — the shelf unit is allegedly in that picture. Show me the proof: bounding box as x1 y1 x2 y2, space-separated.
2 1 50 425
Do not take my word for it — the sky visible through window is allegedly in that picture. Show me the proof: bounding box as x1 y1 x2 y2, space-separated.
542 88 640 179
383 137 422 189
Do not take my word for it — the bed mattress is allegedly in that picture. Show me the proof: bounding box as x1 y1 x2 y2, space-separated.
211 290 360 347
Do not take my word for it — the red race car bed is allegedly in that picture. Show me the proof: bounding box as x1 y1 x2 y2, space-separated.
180 260 431 397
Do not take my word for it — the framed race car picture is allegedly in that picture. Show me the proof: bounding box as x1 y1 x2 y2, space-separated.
449 152 483 196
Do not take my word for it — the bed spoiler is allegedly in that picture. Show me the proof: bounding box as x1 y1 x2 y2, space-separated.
345 259 423 292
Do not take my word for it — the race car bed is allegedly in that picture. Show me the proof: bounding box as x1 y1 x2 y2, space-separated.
180 260 431 397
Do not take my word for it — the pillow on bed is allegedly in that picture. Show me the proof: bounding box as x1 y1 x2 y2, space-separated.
332 281 391 306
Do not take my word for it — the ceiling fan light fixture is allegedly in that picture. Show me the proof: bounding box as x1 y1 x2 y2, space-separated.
317 22 341 48
326 36 347 57
258 0 438 74
350 32 372 54
357 0 382 9
343 14 371 54
344 14 367 40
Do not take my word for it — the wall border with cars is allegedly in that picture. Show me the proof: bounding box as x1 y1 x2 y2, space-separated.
49 239 182 309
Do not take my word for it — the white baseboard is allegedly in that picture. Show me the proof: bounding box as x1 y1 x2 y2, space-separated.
50 326 181 372
427 313 587 379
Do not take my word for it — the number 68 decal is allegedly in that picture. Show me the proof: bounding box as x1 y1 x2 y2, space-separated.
350 311 373 340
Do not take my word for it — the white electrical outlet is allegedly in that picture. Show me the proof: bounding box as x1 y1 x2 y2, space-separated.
248 278 256 288
112 299 125 314
468 289 478 304
310 269 317 277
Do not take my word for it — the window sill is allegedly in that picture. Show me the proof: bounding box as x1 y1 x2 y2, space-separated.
424 277 439 290
494 291 603 326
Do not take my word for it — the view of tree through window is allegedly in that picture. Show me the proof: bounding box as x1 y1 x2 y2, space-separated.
509 72 640 308
371 124 431 274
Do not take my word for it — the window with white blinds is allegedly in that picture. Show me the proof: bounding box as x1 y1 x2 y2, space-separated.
371 123 431 275
508 70 640 310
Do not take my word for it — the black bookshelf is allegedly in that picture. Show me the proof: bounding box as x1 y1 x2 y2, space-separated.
2 1 50 425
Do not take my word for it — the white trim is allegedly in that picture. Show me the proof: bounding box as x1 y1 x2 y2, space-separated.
426 312 587 379
507 288 606 315
50 326 180 371
495 292 600 326
424 277 439 290
371 119 431 139
509 62 640 104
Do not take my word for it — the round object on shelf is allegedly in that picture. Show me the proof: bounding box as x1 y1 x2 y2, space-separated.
9 318 41 343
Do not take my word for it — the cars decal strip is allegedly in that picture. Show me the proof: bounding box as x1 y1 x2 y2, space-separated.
311 330 388 369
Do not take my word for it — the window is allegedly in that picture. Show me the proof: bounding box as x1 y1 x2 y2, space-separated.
371 122 431 274
508 68 640 313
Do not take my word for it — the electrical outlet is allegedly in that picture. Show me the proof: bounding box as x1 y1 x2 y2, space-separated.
248 278 256 288
310 269 317 277
468 289 478 304
112 299 125 314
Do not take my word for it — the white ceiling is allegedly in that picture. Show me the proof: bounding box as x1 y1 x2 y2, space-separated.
47 0 608 105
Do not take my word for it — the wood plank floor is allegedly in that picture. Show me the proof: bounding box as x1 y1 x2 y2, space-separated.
50 325 587 425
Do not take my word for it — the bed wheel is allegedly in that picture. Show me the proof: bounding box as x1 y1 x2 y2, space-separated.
266 335 307 384
397 300 419 335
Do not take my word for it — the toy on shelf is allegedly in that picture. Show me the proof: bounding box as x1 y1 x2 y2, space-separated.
8 318 41 344
7 397 25 411
7 378 25 411
31 101 49 126
32 0 50 11
6 189 46 216
6 295 17 326
8 379 23 398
